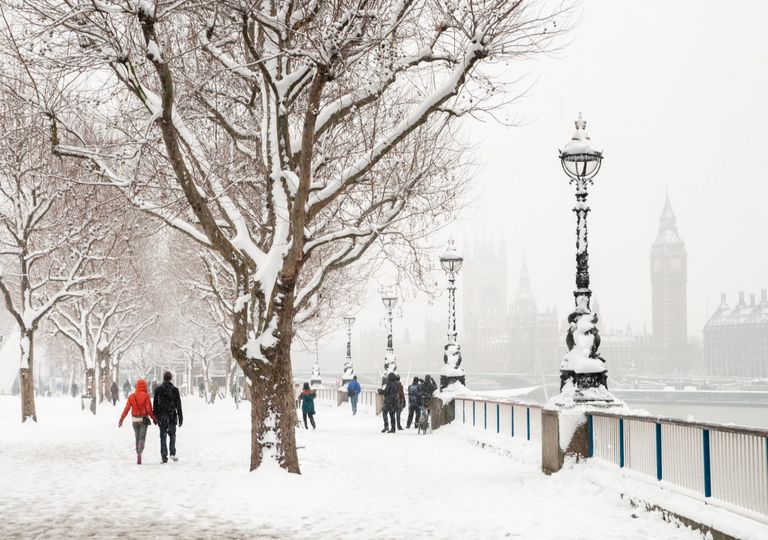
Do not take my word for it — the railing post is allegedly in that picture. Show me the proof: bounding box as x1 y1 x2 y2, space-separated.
511 405 515 437
484 402 487 430
526 407 531 441
619 418 625 468
587 414 594 457
452 399 456 420
462 400 466 424
702 429 711 498
655 422 663 481
496 404 500 434
472 401 476 427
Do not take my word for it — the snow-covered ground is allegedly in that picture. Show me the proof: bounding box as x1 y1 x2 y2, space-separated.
0 395 705 539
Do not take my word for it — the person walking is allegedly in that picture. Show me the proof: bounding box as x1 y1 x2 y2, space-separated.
378 372 399 433
298 383 316 429
346 375 361 415
406 377 421 428
231 381 241 410
396 375 405 430
70 382 78 398
110 381 119 406
153 371 183 464
118 379 156 465
209 381 219 404
123 380 131 399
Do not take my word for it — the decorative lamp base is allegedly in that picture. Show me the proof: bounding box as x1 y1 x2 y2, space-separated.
558 370 617 407
341 377 352 385
440 374 466 391
310 378 322 386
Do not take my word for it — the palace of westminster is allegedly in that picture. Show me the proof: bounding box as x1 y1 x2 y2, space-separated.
453 197 768 380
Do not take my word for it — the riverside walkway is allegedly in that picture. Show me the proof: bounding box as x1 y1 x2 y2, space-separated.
0 395 713 539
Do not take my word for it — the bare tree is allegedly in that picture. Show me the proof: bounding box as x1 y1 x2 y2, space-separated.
7 0 571 466
174 332 227 402
51 286 155 413
127 342 159 382
0 76 104 422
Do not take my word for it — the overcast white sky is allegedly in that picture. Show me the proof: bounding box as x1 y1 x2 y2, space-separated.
300 0 768 367
459 0 768 335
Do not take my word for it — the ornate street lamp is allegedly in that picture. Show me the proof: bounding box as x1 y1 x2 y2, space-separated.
439 239 466 390
341 316 356 384
558 113 612 401
310 338 322 386
380 287 397 374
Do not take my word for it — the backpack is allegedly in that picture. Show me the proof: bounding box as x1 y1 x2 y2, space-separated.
347 387 356 398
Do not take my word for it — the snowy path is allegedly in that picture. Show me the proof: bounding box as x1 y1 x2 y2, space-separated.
0 396 703 539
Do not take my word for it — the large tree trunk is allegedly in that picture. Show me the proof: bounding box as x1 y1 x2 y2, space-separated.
246 349 299 473
19 330 37 423
238 282 300 473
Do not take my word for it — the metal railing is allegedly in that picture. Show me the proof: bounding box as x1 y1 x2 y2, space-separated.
589 411 768 521
451 396 543 443
311 384 381 413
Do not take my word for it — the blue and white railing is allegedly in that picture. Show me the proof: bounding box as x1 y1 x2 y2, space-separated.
450 396 543 443
589 411 768 521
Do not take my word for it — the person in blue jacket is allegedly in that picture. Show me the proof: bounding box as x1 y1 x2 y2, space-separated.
347 375 362 415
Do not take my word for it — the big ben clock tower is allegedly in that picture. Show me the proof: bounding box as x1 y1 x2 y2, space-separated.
650 196 687 351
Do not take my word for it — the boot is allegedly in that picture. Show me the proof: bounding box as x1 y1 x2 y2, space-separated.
381 427 388 433
388 428 396 433
137 454 142 465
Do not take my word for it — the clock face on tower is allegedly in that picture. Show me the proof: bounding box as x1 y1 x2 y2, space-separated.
671 258 682 271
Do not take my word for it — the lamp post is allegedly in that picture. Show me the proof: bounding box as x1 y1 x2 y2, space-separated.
342 316 355 384
439 239 466 390
310 338 322 386
558 113 611 402
380 288 397 374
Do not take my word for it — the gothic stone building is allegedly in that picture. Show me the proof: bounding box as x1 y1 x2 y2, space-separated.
704 291 768 378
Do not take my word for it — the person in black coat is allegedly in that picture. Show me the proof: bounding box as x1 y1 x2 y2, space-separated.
419 375 437 407
406 377 421 428
110 381 120 405
378 372 399 433
153 371 183 463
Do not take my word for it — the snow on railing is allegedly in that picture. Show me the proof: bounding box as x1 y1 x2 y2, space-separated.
588 411 768 522
450 396 543 443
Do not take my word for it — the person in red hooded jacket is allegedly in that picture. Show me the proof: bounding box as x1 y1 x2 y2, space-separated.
119 379 156 464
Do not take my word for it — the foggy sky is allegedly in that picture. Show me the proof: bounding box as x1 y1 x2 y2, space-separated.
296 0 768 371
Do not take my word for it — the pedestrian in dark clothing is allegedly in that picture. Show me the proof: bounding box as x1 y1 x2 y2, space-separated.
209 381 219 404
198 382 205 398
396 375 405 430
378 372 399 433
123 380 131 399
347 375 361 415
110 381 119 406
419 375 438 407
406 377 421 428
298 382 316 429
153 371 183 464
70 382 78 398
